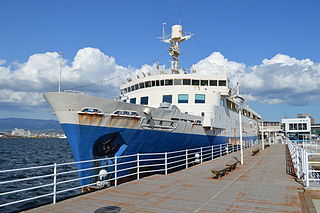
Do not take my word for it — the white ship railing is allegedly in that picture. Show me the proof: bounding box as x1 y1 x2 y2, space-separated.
0 140 259 210
286 139 320 188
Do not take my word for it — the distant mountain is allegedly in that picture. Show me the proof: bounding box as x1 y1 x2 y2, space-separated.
0 118 62 132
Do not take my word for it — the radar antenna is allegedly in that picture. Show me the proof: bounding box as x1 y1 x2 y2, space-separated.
160 24 193 74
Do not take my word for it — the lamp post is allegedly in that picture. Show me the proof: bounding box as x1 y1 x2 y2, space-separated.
239 107 244 165
261 121 264 150
58 52 63 92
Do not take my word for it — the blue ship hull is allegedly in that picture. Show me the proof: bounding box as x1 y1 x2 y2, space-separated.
62 123 257 185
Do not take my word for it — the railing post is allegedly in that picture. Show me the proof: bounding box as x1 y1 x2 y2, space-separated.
186 149 188 169
200 147 203 163
219 144 222 157
165 152 168 175
233 144 235 153
306 152 309 187
114 156 118 186
137 153 140 180
211 145 214 160
53 163 57 204
296 148 300 178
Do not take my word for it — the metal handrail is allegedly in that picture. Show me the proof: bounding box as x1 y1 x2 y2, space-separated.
0 164 54 173
0 140 259 210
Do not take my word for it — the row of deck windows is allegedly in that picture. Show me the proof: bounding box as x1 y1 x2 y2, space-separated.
121 79 227 94
129 94 206 105
289 123 307 130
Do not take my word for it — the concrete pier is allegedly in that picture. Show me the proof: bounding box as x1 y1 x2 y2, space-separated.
26 145 303 213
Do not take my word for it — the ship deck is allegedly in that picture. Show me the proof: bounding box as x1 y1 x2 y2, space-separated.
26 144 303 213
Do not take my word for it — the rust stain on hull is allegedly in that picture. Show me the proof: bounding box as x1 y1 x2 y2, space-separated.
78 113 103 126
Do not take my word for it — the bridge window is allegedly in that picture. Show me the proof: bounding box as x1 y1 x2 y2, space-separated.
139 82 145 89
152 81 156 87
183 79 191 85
140 96 149 105
131 85 135 91
178 94 189 103
210 80 217 86
162 95 172 103
135 84 139 90
165 79 173 86
160 80 165 86
156 80 160 86
201 80 208 86
130 98 136 104
192 79 200 86
145 81 152 87
174 79 182 85
195 94 205 103
219 80 227 86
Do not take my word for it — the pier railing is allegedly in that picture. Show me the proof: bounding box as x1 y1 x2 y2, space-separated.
0 140 259 210
287 139 320 187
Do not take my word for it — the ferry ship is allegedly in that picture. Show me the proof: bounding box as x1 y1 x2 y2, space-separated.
44 24 261 186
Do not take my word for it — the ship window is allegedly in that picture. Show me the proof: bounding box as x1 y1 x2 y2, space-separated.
165 79 173 85
219 80 227 86
162 95 172 103
81 108 102 113
174 79 182 85
192 79 200 86
131 85 135 91
201 80 208 86
124 88 127 93
135 84 139 90
139 82 145 89
160 80 165 86
128 87 131 92
289 124 294 130
146 81 152 87
178 94 189 103
140 96 148 105
130 111 139 116
195 94 205 103
130 98 136 104
152 81 156 87
303 123 307 130
120 89 124 95
156 80 160 86
210 80 217 86
183 79 191 85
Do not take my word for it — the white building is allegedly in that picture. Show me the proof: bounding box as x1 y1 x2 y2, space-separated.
281 118 311 140
11 128 31 137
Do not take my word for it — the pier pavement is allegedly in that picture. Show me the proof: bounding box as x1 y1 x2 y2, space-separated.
26 145 302 213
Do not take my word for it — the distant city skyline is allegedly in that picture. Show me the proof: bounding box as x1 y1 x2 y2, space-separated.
1 0 320 122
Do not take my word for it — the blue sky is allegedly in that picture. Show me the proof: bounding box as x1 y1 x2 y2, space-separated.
0 0 320 122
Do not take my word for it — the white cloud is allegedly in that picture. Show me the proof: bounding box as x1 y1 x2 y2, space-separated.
0 89 43 105
191 52 320 105
1 48 320 109
0 48 136 106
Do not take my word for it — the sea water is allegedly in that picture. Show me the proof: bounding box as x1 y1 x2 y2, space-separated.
0 138 80 212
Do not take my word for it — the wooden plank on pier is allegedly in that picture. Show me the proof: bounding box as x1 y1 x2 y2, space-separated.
26 145 303 213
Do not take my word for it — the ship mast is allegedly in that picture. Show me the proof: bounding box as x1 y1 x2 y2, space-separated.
161 25 193 74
